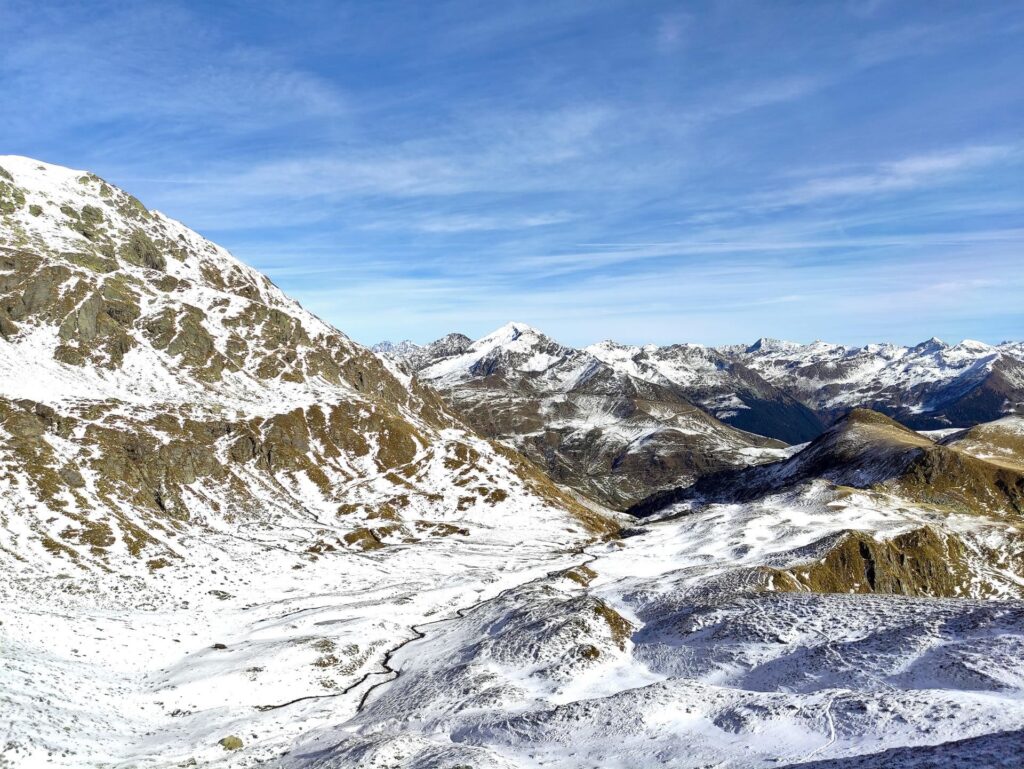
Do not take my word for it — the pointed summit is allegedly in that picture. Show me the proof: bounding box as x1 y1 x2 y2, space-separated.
746 337 798 354
385 333 473 372
911 336 948 354
372 340 422 360
475 321 546 347
953 339 994 352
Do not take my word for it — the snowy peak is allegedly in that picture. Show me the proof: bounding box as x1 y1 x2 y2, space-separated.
427 332 473 357
372 339 421 358
744 336 800 354
0 155 310 325
954 339 994 352
410 322 784 509
419 321 577 385
475 320 543 346
584 340 658 372
373 333 473 374
910 336 948 354
467 321 571 363
0 154 389 415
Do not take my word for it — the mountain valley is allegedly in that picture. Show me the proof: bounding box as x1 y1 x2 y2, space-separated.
1 156 1023 768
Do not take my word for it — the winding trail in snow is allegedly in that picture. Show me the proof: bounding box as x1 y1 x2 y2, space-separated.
250 545 603 715
353 546 602 714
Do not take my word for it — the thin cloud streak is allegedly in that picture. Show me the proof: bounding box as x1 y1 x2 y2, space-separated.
763 145 1018 208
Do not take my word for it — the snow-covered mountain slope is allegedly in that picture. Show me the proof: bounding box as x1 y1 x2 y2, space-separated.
402 322 786 509
587 339 825 442
281 420 1024 768
631 408 1024 519
943 415 1024 472
0 156 619 767
722 336 1024 429
0 157 617 562
375 332 472 373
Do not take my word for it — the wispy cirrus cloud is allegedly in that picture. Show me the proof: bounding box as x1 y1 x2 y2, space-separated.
655 11 692 53
0 4 346 142
296 238 1024 346
851 8 1022 67
773 145 1017 206
504 226 1024 279
362 211 577 234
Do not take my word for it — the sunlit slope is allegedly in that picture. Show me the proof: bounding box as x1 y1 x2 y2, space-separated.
0 156 617 767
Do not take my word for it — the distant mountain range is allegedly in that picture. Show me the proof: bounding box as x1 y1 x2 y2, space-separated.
376 327 1024 434
375 325 1024 506
725 335 1024 430
381 323 790 508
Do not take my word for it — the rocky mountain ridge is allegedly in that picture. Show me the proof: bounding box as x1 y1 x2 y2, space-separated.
378 321 788 509
723 335 1024 428
585 338 826 442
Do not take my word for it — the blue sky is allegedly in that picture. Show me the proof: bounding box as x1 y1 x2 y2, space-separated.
2 1 1022 347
